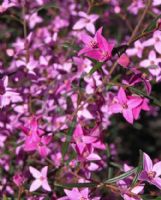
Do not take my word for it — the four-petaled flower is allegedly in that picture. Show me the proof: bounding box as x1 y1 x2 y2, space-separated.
29 166 51 192
73 11 99 34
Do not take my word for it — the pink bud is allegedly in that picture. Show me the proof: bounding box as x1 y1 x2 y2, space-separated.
118 53 130 68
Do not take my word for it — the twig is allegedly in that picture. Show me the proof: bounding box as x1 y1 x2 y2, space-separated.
128 0 152 45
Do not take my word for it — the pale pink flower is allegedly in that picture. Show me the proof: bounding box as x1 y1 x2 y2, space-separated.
140 50 161 76
0 76 22 108
73 11 99 34
126 40 144 58
58 188 100 200
0 0 17 13
25 13 43 29
153 0 161 6
143 31 161 54
29 166 51 192
139 152 161 190
118 180 144 200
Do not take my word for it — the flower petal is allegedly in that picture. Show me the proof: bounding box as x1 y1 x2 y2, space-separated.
153 161 161 177
29 166 41 178
30 179 42 192
123 109 133 124
41 166 48 177
42 179 51 192
143 152 153 172
117 88 127 105
151 177 161 190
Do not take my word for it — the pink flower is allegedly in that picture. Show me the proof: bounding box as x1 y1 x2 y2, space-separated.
126 40 144 58
132 97 150 120
78 27 103 56
143 31 161 54
13 172 24 187
58 188 100 200
123 72 152 95
118 53 130 68
29 166 51 192
139 152 161 190
109 88 142 124
73 11 99 34
25 13 43 29
118 180 144 200
0 0 17 13
79 27 114 62
0 76 22 108
22 117 51 157
140 50 161 76
89 29 114 62
153 0 161 6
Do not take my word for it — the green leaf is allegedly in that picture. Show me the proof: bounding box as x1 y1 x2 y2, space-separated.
89 62 104 75
61 119 77 158
104 167 138 184
144 14 161 33
32 2 59 14
142 196 161 200
55 182 97 188
131 150 143 187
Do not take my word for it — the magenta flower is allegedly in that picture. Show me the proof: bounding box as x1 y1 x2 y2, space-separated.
78 27 103 56
139 153 161 190
79 27 114 62
86 30 114 62
118 53 130 68
109 88 142 124
22 117 51 157
29 166 51 192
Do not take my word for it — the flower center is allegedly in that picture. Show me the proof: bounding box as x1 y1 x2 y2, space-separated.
101 51 110 60
80 197 88 200
40 176 45 181
122 104 128 109
148 171 156 180
89 40 97 48
150 61 155 65
155 37 160 42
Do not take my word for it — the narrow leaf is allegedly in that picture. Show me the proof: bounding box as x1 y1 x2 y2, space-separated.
131 150 143 187
61 119 77 158
55 182 97 188
104 167 138 184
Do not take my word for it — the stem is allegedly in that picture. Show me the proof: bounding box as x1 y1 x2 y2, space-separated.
128 0 152 45
109 0 152 77
17 186 23 200
22 3 30 63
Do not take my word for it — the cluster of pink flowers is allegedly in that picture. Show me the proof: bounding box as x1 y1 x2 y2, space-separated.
0 0 161 199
